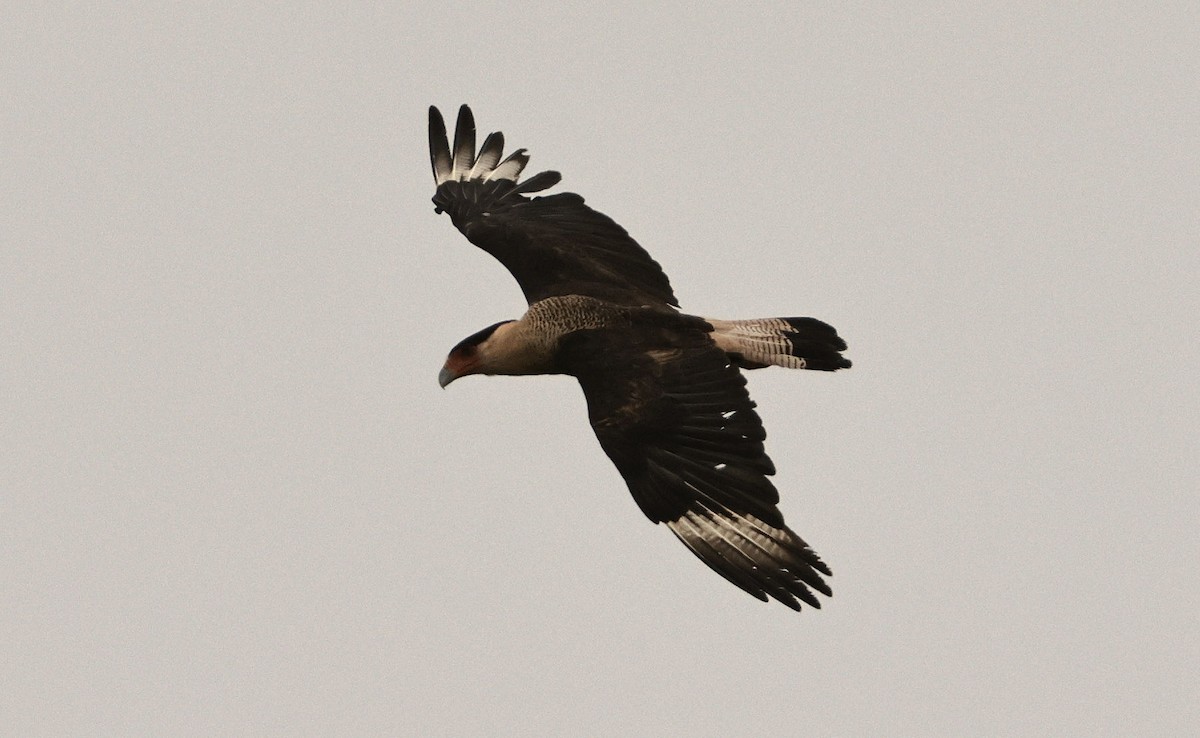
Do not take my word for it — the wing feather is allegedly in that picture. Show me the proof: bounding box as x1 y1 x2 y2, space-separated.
486 148 529 182
428 106 452 185
428 105 678 308
562 320 831 611
468 131 504 179
450 105 476 181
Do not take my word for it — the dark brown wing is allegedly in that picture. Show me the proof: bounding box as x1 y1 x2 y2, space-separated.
559 318 831 611
429 105 678 308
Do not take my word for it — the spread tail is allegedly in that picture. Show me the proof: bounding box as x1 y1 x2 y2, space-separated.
707 317 851 371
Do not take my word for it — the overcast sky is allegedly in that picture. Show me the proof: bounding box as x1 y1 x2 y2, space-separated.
4 3 1198 736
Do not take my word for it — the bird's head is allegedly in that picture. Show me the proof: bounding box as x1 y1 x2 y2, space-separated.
438 320 518 388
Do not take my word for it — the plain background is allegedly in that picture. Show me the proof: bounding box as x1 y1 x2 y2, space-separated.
4 3 1197 736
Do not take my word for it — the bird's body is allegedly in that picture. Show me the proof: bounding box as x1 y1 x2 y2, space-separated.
428 105 850 611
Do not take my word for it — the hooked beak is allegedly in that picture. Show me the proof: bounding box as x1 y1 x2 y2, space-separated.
439 349 480 389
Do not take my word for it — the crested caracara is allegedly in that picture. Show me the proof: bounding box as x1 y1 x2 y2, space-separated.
429 105 851 612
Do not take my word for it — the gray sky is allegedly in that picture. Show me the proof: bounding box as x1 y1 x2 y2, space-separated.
4 3 1198 736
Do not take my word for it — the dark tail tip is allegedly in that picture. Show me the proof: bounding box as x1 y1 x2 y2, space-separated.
782 317 852 371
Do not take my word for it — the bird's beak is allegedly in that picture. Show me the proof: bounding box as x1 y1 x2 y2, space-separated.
439 350 480 388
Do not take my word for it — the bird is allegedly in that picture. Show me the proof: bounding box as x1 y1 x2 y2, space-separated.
428 105 851 611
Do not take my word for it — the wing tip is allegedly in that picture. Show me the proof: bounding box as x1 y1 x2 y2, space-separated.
427 105 555 192
666 508 831 612
429 105 451 185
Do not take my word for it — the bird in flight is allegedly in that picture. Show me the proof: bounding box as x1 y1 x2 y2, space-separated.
428 105 851 611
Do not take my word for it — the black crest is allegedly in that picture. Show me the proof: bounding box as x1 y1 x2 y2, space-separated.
449 320 513 354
